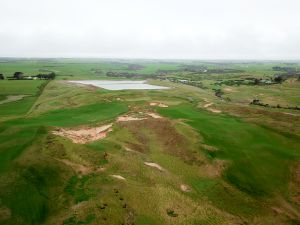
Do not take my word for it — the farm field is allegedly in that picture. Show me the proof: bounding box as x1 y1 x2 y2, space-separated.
0 59 299 225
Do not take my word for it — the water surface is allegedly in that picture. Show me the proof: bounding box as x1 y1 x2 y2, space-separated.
70 80 170 90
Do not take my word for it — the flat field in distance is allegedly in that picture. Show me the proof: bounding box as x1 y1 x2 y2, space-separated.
0 59 299 225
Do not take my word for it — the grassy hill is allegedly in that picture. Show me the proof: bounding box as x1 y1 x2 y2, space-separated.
0 59 299 225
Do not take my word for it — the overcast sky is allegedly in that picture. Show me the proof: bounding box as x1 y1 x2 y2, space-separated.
0 0 300 59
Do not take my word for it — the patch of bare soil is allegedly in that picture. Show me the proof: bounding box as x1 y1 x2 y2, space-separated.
149 102 168 107
124 146 140 154
204 103 213 108
180 184 191 192
207 108 222 113
144 162 165 171
117 115 146 122
53 124 112 144
224 87 235 92
0 95 28 105
147 112 163 119
110 175 126 180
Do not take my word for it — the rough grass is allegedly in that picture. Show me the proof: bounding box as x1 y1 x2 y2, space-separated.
158 104 300 196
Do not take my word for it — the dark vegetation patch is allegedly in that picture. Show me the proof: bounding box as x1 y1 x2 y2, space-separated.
120 119 204 165
250 99 300 111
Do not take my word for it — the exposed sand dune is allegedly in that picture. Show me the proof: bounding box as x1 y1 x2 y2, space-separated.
111 175 126 180
147 112 163 119
207 108 222 113
180 184 191 192
204 103 213 108
53 124 112 144
149 102 168 108
117 115 146 122
144 162 165 171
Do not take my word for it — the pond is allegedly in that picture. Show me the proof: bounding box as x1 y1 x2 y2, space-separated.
69 80 170 90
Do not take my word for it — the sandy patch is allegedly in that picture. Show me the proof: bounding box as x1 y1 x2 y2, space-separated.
0 95 28 105
111 175 126 180
53 124 112 144
180 184 191 192
117 115 146 122
124 146 140 154
144 162 165 171
224 87 234 92
204 103 213 108
207 108 222 113
147 112 162 119
149 102 168 108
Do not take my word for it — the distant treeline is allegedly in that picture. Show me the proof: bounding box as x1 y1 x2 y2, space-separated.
1 72 56 80
106 71 156 79
250 99 300 111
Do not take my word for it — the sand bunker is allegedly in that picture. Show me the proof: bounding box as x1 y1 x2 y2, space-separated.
117 115 146 122
147 113 162 119
149 102 168 108
207 108 222 113
144 162 165 171
111 175 126 180
53 124 112 144
180 184 191 192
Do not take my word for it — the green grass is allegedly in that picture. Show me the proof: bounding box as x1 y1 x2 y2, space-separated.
0 102 127 173
0 80 45 95
158 104 300 196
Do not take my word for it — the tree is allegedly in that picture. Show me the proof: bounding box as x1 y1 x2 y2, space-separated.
0 74 4 80
13 72 24 80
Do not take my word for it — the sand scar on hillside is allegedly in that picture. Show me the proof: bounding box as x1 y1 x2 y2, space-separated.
202 102 222 113
110 175 126 180
147 112 163 119
117 115 146 122
180 184 191 192
204 103 213 108
53 124 113 144
144 162 165 171
149 102 168 108
207 108 222 113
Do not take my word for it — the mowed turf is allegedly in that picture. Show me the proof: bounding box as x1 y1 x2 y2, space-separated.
158 104 300 196
0 80 46 118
